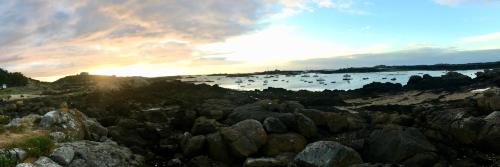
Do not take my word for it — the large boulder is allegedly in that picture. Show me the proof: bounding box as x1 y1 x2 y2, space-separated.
198 99 235 120
181 134 206 156
478 111 500 153
82 118 108 141
226 103 291 124
243 157 286 167
33 156 62 167
405 72 473 90
263 133 307 156
476 88 500 112
294 141 363 167
50 146 75 165
297 109 329 127
5 114 41 129
364 126 438 167
294 113 318 138
55 140 144 167
39 109 107 141
220 119 267 157
191 117 223 135
206 132 233 163
263 117 287 133
449 116 485 144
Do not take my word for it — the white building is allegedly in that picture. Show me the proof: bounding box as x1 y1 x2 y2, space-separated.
2 84 6 89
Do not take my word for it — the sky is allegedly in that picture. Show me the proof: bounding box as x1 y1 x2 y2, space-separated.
1 0 500 81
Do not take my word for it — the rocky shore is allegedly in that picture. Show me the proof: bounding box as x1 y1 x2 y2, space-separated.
1 69 500 167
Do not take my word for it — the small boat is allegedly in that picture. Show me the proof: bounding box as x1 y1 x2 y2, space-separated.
343 74 352 81
308 81 313 83
301 74 310 77
382 77 387 80
391 78 397 81
313 74 319 77
331 81 336 83
273 79 278 82
316 78 326 82
363 77 369 80
263 80 269 84
248 79 255 82
235 79 243 84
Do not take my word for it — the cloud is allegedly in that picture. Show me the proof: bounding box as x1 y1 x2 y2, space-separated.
432 0 499 6
462 32 500 43
288 48 500 69
1 0 343 81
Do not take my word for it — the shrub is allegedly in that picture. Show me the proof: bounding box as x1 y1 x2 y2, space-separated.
0 153 18 167
0 115 10 125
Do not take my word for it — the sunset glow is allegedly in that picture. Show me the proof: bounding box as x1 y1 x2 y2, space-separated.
1 0 500 81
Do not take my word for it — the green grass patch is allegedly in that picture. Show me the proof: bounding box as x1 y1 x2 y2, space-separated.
8 135 54 158
0 153 18 167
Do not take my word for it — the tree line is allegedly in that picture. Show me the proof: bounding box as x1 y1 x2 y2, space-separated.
0 68 29 87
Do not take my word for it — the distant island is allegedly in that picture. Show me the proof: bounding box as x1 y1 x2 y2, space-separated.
209 61 500 77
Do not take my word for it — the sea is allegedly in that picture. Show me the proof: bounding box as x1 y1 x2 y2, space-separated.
180 70 482 91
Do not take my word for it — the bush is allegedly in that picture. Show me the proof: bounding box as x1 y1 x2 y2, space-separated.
0 153 18 167
0 115 10 125
12 136 54 157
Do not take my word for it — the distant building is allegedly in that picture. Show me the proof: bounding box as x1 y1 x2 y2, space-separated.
1 84 6 89
80 72 90 75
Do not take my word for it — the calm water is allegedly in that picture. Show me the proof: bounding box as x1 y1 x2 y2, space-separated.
181 70 481 91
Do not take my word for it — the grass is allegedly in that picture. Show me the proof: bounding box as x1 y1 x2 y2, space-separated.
0 153 18 167
7 135 55 158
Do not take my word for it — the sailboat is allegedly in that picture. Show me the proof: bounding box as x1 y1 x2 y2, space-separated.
343 74 352 81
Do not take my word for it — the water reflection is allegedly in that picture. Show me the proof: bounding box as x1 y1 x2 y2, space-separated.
181 70 481 91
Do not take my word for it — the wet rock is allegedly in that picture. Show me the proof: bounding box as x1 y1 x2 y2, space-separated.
294 141 363 167
263 117 287 133
220 119 267 157
294 113 318 138
33 156 62 167
191 117 222 135
364 126 438 166
263 133 307 156
50 146 75 165
244 157 285 167
206 132 233 163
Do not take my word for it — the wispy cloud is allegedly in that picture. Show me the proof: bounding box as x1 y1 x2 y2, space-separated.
462 32 500 43
432 0 498 6
1 0 354 80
